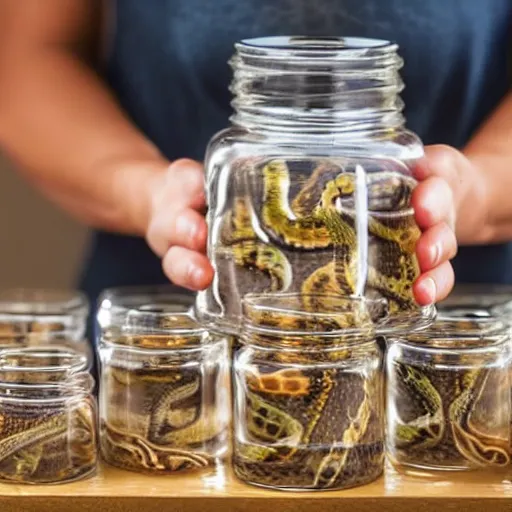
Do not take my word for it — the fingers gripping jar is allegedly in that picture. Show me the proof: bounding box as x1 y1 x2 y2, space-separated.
196 36 434 335
97 287 230 474
0 348 97 484
386 314 511 472
233 293 384 491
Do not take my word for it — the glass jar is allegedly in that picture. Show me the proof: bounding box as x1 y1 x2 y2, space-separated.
233 293 384 491
0 347 97 484
196 36 435 336
97 287 230 474
386 314 511 472
440 283 512 312
0 288 89 343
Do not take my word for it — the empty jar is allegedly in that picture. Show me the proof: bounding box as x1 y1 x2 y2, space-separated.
196 36 436 336
233 293 384 491
97 287 230 474
386 314 511 472
0 347 97 484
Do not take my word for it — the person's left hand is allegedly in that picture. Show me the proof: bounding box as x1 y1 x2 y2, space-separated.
411 144 488 305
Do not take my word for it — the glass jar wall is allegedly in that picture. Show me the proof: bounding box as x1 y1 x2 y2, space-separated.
0 288 89 344
386 315 511 472
0 348 97 484
0 289 92 368
196 36 435 335
97 287 230 474
233 293 384 491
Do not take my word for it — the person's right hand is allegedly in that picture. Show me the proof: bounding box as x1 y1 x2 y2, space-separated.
145 159 214 291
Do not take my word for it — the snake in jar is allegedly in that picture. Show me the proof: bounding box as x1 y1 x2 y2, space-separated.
0 400 96 483
101 332 227 473
391 330 511 468
232 308 383 490
218 159 421 314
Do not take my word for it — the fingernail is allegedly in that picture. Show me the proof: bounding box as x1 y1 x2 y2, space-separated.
419 277 436 305
430 242 441 266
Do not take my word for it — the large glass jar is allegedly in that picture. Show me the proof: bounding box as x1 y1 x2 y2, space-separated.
386 314 511 472
233 293 384 491
196 36 435 335
97 287 230 474
0 347 97 484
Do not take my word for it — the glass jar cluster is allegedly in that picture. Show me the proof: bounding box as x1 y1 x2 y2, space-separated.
0 288 97 484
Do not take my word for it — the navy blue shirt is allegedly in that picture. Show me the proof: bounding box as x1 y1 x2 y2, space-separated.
79 0 512 320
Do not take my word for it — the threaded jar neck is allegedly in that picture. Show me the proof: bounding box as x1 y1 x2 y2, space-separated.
240 293 381 350
0 347 92 401
230 36 405 136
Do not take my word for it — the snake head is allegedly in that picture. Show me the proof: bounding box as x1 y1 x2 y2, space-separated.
333 174 356 196
317 173 356 212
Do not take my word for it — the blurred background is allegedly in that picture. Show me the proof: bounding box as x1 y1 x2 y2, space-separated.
0 154 87 288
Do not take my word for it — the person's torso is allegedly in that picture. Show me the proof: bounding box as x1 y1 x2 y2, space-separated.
80 0 512 308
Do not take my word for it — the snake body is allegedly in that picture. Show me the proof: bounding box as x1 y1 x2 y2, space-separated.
233 310 383 490
389 359 510 469
214 158 421 324
234 361 383 489
0 399 96 483
101 339 228 474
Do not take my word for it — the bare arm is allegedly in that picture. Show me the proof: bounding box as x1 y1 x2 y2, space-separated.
413 91 512 248
0 0 456 301
0 0 166 234
0 0 212 289
464 91 512 244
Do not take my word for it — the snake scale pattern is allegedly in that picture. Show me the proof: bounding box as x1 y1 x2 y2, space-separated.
233 308 384 490
213 158 421 328
388 338 511 470
100 332 228 474
0 395 97 483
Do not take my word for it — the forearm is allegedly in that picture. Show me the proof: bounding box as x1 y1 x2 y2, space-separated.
462 91 512 245
0 46 167 235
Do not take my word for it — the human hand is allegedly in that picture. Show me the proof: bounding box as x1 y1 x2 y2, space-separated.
145 159 214 290
412 145 488 305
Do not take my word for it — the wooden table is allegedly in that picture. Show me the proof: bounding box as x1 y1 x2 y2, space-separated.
1 462 511 512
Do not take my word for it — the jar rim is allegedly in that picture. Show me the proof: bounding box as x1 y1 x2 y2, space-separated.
0 346 88 374
0 347 93 401
97 286 204 336
0 329 88 344
393 312 510 350
0 288 89 318
100 336 209 354
0 372 95 402
240 293 377 348
414 313 508 337
237 36 396 55
390 333 509 353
